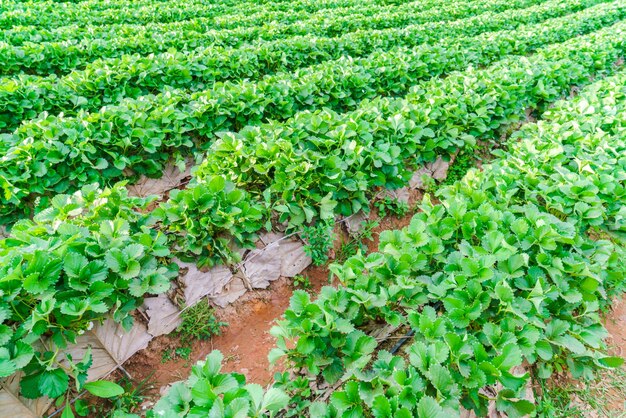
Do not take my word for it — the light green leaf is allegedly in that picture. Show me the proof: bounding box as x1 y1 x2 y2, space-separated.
84 380 125 398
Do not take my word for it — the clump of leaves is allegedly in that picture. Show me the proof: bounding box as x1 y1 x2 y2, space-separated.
374 197 409 218
0 184 177 402
155 176 266 269
301 220 335 266
273 372 313 416
149 351 289 416
442 150 476 185
177 299 227 341
161 346 192 364
292 274 311 290
336 219 379 263
74 375 154 417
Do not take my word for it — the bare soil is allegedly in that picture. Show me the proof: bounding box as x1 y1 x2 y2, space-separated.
606 297 626 358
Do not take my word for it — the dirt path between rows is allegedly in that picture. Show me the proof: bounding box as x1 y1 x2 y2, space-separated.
606 298 626 358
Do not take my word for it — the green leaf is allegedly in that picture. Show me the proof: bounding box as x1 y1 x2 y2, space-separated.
19 373 43 399
416 396 445 418
0 358 17 378
63 252 88 278
208 176 226 193
535 341 553 361
597 356 624 368
319 193 337 220
245 383 264 412
61 403 75 418
226 397 250 418
39 369 70 398
84 380 125 398
203 350 223 377
261 387 289 412
268 348 285 365
372 395 392 418
553 335 586 355
75 399 90 416
428 364 455 395
308 402 328 417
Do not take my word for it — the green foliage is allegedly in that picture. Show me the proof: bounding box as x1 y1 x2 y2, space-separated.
301 221 335 266
84 381 125 398
2 0 626 412
0 184 176 399
291 275 312 290
441 151 477 186
0 0 517 76
336 219 379 263
536 367 626 417
154 177 266 268
193 20 626 230
161 346 192 364
267 70 626 416
148 351 289 417
374 196 410 218
0 0 553 133
176 300 227 341
2 0 619 222
73 374 154 417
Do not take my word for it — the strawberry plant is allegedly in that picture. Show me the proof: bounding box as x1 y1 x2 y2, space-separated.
0 184 177 399
153 176 266 268
301 220 335 266
0 0 486 76
193 22 626 230
2 0 617 225
374 196 410 218
261 72 626 417
148 351 289 417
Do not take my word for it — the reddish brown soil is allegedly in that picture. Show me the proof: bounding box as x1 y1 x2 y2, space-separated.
124 275 327 394
603 298 626 413
606 297 626 358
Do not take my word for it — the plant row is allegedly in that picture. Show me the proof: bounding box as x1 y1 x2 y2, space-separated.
1 0 621 225
0 0 209 14
149 66 626 418
269 74 626 416
3 19 625 405
0 0 415 46
0 0 366 29
0 0 593 131
0 0 377 48
0 0 232 29
2 0 389 17
0 0 489 76
180 20 625 265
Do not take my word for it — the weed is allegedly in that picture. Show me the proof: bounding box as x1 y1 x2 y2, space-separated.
161 349 173 364
336 220 379 263
177 299 227 341
301 220 335 266
292 274 311 290
74 373 154 417
442 151 476 185
161 346 192 364
374 196 409 218
535 367 626 417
